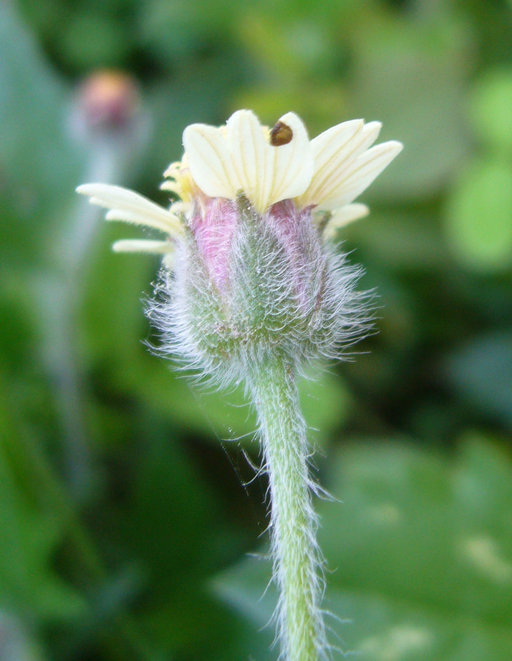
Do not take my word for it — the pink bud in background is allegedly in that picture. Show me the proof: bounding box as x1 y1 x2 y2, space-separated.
74 70 140 134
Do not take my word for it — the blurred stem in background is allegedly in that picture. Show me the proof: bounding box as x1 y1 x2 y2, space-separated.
36 71 147 500
0 369 157 660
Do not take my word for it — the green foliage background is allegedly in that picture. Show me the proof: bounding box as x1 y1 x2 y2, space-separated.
1 0 512 659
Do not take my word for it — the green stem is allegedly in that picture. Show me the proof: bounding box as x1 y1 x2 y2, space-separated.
249 355 326 661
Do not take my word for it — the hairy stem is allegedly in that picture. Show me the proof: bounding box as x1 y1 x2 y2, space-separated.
249 356 326 661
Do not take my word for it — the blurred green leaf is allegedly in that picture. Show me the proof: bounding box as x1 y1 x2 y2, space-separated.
0 444 86 623
83 226 155 365
444 159 512 271
125 430 227 586
0 2 84 233
470 68 512 154
347 210 451 271
444 332 512 428
141 0 234 62
235 82 349 133
216 439 512 659
60 12 131 70
349 13 472 201
118 420 254 659
236 13 331 80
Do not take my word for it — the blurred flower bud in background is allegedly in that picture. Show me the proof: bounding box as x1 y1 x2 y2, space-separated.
70 70 141 141
68 69 149 184
65 69 149 266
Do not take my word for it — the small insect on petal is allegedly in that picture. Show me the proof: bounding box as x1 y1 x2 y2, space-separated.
270 121 293 146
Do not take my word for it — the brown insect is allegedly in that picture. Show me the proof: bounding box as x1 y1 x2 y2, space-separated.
270 121 293 146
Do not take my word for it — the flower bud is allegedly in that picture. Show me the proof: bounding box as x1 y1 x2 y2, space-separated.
156 193 366 384
77 110 402 383
70 70 140 142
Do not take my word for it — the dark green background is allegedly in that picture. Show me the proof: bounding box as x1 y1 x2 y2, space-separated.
1 0 512 659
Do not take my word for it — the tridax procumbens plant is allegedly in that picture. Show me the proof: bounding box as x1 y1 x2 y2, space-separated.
78 110 402 661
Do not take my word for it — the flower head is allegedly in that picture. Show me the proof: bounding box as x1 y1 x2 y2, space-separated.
78 110 401 248
77 110 401 382
181 110 401 216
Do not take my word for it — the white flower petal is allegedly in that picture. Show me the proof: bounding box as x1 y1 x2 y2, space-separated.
299 120 383 208
77 183 182 235
321 140 403 210
182 123 238 199
112 239 174 254
322 203 369 239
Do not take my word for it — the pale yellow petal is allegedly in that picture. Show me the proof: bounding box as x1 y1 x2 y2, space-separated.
226 110 268 211
184 110 313 213
77 183 182 235
161 156 197 203
159 180 181 194
169 201 190 215
300 119 363 208
299 120 382 207
320 140 403 210
183 123 238 199
112 239 174 254
181 112 399 214
103 208 176 234
267 111 313 208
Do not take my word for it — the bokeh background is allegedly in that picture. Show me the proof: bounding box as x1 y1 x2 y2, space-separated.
2 0 512 659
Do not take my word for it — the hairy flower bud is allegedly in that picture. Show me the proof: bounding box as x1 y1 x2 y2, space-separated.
154 194 366 385
77 110 402 383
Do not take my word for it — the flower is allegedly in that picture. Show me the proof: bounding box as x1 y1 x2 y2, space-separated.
77 110 402 383
77 109 402 254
